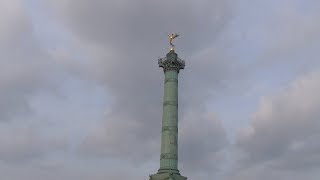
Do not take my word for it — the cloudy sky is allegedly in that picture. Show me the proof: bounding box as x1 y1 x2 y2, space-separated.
1 0 320 179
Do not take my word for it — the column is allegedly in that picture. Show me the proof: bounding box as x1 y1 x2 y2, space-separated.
159 69 179 172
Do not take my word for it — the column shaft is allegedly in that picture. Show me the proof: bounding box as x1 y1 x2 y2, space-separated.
159 70 179 172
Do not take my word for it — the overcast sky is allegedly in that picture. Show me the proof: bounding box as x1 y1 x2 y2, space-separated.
1 0 320 179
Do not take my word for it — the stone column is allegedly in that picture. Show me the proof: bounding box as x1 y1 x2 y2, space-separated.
159 67 179 172
149 50 187 180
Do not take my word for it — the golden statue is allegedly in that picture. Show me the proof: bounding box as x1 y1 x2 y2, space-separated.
168 33 179 50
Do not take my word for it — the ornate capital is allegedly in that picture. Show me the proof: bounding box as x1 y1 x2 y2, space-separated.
158 50 185 73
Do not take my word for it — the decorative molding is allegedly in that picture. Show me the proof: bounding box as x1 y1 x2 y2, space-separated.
160 153 178 160
163 101 178 106
165 78 178 83
162 126 178 132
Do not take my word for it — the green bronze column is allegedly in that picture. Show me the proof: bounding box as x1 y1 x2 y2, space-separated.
159 50 182 172
149 49 187 180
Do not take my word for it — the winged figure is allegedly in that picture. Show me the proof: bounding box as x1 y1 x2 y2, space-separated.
168 33 179 49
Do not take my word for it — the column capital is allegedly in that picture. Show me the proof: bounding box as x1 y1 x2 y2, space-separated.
158 50 185 73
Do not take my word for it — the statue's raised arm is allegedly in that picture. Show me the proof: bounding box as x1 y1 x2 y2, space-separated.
168 33 179 50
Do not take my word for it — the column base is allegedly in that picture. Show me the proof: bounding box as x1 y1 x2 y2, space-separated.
149 171 187 180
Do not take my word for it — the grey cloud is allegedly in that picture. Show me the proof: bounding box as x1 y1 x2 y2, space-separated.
241 0 320 68
0 159 145 180
180 112 228 174
0 121 67 162
46 0 232 54
262 2 320 56
235 70 320 174
0 0 61 121
224 163 320 180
